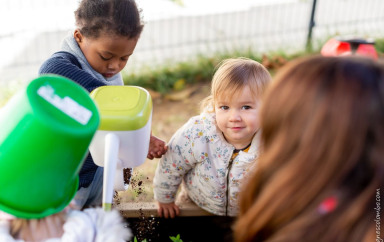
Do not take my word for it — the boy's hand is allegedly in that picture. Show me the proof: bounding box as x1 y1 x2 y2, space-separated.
157 201 180 218
147 135 168 159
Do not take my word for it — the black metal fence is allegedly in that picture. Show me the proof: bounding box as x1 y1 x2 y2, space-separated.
0 0 383 84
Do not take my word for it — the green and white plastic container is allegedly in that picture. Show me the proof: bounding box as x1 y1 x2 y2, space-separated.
89 86 152 211
0 75 100 219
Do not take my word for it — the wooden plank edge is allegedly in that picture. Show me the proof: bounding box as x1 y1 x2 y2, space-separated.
114 201 215 218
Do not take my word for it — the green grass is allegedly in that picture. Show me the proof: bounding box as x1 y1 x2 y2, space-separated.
122 37 384 95
374 38 384 53
122 47 319 95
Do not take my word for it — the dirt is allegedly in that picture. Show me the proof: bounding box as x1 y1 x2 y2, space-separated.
127 216 234 242
151 82 211 141
128 209 160 241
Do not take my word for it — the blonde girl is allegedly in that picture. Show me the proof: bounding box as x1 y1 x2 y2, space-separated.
153 57 271 218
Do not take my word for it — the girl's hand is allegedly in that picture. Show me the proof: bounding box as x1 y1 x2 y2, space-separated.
147 135 168 159
157 201 180 218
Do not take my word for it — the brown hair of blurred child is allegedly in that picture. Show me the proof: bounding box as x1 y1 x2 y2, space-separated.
234 55 384 242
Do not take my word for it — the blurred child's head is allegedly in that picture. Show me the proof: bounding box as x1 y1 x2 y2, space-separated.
234 55 384 242
7 211 67 241
202 57 271 148
74 0 144 78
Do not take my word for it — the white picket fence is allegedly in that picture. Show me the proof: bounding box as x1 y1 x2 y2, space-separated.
0 0 383 87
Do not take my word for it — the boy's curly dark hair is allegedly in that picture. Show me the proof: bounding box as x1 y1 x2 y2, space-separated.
75 0 144 39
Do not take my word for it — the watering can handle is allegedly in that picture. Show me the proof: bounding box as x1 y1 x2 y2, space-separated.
102 133 120 211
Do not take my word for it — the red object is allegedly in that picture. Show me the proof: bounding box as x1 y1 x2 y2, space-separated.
318 196 338 214
321 38 378 60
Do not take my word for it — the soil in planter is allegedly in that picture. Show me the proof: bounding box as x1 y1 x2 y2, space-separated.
127 215 234 242
127 209 160 241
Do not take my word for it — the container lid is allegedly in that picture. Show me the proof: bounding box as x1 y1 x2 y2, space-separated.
90 86 152 131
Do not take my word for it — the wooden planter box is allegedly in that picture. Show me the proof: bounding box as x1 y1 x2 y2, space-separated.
115 201 235 241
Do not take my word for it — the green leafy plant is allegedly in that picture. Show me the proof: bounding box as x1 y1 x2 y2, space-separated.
133 237 147 242
375 38 384 54
170 234 183 242
132 234 183 242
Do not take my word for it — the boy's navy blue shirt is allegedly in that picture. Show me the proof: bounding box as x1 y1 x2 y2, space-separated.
39 51 105 189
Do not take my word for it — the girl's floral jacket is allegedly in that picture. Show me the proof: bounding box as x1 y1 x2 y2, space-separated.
153 111 260 216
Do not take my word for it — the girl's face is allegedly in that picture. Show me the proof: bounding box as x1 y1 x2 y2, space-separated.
74 30 138 78
215 87 261 149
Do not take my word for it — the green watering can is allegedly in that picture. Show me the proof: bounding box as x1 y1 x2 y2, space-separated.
0 75 100 219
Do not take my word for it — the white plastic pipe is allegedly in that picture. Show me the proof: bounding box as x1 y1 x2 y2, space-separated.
102 132 120 211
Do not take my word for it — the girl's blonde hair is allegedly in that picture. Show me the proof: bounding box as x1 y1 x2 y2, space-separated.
234 55 384 242
201 57 271 112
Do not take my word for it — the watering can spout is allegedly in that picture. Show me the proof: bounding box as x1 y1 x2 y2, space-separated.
103 132 120 211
